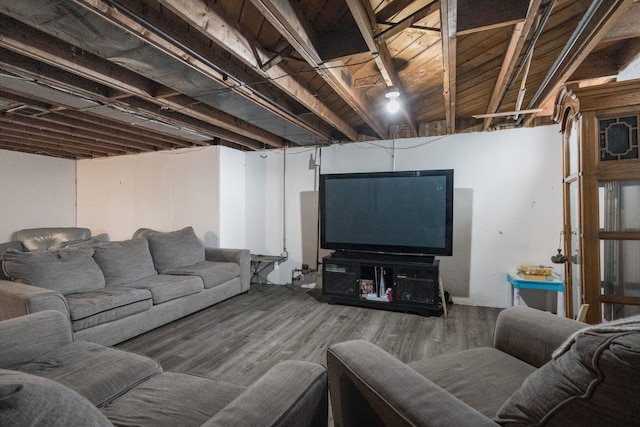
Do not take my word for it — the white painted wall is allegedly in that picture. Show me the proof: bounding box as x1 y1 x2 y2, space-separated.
9 121 560 308
76 146 221 244
0 149 76 241
245 125 564 308
219 146 246 248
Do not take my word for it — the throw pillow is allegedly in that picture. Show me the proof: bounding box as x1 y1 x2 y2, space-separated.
0 369 112 426
2 247 105 295
495 315 640 426
92 238 157 287
146 227 205 273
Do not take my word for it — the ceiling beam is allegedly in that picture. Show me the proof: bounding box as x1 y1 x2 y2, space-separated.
249 0 389 139
482 0 543 130
440 0 457 134
152 0 360 141
376 1 440 42
523 0 635 126
345 0 418 137
0 15 285 149
72 0 328 143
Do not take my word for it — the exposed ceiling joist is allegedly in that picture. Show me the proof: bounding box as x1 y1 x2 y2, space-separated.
345 0 418 137
0 0 639 159
248 0 389 139
154 0 361 142
440 0 457 134
482 0 544 130
72 0 329 145
0 14 285 149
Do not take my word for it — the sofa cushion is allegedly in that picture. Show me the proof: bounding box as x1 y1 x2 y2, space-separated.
146 226 205 273
20 341 162 407
100 372 245 426
2 247 105 295
408 347 536 418
163 260 240 289
126 274 204 304
92 239 157 287
0 369 112 427
66 287 152 332
495 316 640 426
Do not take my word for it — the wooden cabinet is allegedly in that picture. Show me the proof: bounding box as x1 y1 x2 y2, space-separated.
554 79 640 323
322 252 443 316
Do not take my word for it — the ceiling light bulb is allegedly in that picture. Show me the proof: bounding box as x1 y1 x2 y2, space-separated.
385 87 401 114
387 98 400 113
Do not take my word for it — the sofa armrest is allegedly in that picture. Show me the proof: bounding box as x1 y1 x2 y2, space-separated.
204 248 250 291
327 340 498 427
203 360 327 427
0 280 69 321
493 306 586 368
0 310 73 369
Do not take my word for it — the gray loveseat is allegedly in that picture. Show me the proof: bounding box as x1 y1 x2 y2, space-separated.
0 310 328 426
327 306 640 426
0 226 250 345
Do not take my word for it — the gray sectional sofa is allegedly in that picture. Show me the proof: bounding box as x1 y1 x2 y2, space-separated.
0 310 328 426
0 226 250 345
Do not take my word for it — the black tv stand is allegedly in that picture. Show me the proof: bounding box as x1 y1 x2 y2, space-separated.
322 251 443 316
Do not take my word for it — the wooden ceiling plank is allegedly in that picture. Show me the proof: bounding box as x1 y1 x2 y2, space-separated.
249 0 389 139
345 0 418 137
482 0 543 130
375 0 416 22
523 0 635 126
440 0 457 134
151 0 360 141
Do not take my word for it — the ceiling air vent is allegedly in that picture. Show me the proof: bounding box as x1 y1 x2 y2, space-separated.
5 104 50 117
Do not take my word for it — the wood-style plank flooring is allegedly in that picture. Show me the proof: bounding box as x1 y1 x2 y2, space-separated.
116 284 502 389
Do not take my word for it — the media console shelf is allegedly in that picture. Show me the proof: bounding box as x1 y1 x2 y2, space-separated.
322 252 444 316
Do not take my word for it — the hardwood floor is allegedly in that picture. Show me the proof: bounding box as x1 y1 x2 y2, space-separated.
116 284 503 389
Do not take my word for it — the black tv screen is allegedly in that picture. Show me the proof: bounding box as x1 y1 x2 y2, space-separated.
320 169 454 256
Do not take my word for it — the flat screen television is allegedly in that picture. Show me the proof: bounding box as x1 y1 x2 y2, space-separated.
320 169 454 257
